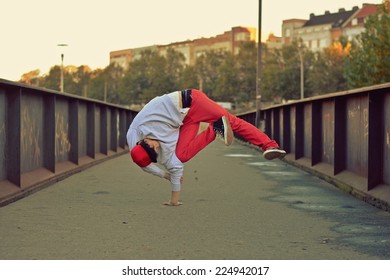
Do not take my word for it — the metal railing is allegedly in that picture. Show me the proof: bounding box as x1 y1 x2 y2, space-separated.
237 83 390 211
1 78 389 211
0 79 137 206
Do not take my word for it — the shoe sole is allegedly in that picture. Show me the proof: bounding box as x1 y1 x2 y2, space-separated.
263 149 286 160
221 116 234 146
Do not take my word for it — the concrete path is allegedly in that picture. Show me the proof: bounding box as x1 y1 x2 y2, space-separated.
1 140 390 260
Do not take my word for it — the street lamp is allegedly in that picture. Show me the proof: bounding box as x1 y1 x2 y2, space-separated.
297 44 304 99
255 0 262 128
57 43 68 92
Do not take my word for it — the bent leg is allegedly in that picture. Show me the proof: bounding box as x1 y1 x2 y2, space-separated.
176 119 216 163
185 89 227 123
176 90 225 162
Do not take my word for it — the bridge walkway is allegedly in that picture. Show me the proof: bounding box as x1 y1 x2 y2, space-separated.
0 140 389 260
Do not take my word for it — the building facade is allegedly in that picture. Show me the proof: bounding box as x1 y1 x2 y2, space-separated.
109 26 256 69
342 3 380 41
279 3 381 52
110 2 385 68
109 48 132 70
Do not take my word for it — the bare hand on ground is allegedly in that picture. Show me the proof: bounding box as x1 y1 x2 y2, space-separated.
163 200 183 206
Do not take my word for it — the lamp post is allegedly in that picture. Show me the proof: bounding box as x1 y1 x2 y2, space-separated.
57 44 68 92
297 45 304 99
255 0 262 128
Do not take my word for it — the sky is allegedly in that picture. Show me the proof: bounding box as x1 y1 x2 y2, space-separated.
0 0 382 81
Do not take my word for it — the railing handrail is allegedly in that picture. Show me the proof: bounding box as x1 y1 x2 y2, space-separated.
237 82 390 212
0 78 137 206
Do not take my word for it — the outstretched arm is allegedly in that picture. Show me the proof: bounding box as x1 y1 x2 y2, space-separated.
162 173 183 206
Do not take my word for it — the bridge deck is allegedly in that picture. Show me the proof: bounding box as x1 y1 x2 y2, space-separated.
0 140 389 260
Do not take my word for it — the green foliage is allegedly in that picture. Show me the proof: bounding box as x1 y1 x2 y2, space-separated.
307 41 348 95
345 3 390 88
40 65 61 91
19 6 390 107
194 50 227 99
262 41 311 101
235 41 257 103
119 48 185 104
178 65 198 89
102 63 124 104
262 36 353 101
214 54 238 102
88 68 106 100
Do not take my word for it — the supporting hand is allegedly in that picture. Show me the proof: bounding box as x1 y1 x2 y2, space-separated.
163 191 182 206
163 200 183 206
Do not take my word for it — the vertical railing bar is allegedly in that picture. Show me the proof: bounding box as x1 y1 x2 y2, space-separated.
367 91 384 190
6 87 21 186
69 99 79 164
334 96 347 175
100 105 108 155
311 101 322 165
44 94 56 172
87 102 96 159
265 110 272 137
273 108 280 144
295 104 304 160
282 106 290 153
111 108 118 152
119 109 126 149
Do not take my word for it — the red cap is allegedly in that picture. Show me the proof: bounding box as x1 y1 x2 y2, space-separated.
130 145 152 167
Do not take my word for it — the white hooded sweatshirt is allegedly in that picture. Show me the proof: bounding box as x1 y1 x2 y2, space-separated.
126 91 188 191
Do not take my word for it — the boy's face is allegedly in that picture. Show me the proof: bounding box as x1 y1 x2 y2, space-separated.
143 138 160 153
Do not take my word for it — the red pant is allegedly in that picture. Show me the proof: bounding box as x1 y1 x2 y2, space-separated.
176 89 279 163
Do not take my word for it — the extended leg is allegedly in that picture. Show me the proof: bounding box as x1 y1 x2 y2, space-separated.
227 114 279 151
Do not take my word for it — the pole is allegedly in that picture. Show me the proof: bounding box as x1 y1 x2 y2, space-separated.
255 0 262 128
60 53 64 92
57 44 68 93
298 46 304 99
300 55 304 99
104 80 107 102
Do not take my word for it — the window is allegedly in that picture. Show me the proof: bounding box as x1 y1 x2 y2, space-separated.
235 32 249 41
320 39 327 48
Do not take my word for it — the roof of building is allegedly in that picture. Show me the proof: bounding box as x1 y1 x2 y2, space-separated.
355 3 379 18
303 7 359 28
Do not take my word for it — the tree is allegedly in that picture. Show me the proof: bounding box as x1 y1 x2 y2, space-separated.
19 69 41 87
88 68 106 101
214 53 238 102
262 41 309 101
308 41 350 95
40 66 61 91
164 48 185 89
39 65 79 94
236 41 257 103
102 63 124 104
71 65 92 97
120 56 149 105
178 65 198 89
120 49 185 105
345 2 390 88
194 50 228 99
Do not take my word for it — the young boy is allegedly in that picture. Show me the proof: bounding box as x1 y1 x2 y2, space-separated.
127 89 286 206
